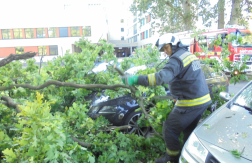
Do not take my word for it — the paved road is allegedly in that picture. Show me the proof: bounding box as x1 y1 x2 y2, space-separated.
229 79 251 95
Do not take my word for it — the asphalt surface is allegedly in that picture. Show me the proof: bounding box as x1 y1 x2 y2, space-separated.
229 80 250 95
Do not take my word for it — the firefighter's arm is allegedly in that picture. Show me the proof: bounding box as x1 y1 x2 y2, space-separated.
138 58 182 86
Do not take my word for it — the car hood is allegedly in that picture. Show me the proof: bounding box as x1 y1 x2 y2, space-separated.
195 105 252 161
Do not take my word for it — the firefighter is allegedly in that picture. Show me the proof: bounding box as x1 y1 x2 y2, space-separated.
122 33 212 163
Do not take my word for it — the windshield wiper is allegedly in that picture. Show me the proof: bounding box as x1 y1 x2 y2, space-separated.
233 103 252 112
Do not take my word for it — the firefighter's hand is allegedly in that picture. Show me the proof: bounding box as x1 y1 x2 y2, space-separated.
122 75 139 86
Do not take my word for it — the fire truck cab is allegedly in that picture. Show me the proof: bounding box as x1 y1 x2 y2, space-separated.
176 25 252 73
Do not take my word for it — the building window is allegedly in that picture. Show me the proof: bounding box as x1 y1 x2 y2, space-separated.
134 35 137 42
121 28 124 32
83 26 91 36
2 29 11 39
25 28 34 38
71 27 80 36
49 45 58 55
145 16 148 24
13 29 23 39
121 19 124 23
149 14 151 22
37 28 46 38
149 29 152 37
59 27 68 37
38 46 47 56
48 27 57 37
145 30 148 39
15 47 24 54
121 36 124 40
142 18 145 26
133 24 137 35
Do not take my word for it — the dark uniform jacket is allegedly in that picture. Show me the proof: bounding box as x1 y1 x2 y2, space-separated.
138 48 212 108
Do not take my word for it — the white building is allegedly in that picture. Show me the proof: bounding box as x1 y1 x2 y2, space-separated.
0 0 108 62
0 0 163 60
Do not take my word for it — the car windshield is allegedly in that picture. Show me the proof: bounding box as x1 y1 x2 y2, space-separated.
231 32 252 47
232 82 252 111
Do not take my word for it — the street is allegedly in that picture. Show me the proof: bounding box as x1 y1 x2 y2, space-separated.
229 79 251 95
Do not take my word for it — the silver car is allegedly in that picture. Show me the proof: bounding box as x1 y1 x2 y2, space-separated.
180 80 252 163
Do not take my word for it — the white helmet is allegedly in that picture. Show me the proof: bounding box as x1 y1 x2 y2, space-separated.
154 33 180 52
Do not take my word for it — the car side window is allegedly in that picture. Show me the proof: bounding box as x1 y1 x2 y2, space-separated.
207 66 217 78
201 65 211 79
215 71 223 77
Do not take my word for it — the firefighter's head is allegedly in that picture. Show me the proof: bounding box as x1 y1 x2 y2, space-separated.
154 33 180 56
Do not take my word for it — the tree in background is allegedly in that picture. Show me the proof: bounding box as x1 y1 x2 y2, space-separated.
131 0 251 32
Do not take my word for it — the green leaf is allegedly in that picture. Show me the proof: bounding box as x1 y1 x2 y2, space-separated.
242 132 247 138
135 90 140 97
203 124 211 129
230 149 242 158
88 154 95 163
2 148 17 162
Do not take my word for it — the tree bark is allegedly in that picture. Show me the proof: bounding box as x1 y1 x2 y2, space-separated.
182 0 192 30
1 96 22 113
0 52 37 68
0 80 129 91
218 0 225 29
229 0 242 25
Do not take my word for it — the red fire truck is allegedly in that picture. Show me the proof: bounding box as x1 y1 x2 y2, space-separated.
176 25 252 72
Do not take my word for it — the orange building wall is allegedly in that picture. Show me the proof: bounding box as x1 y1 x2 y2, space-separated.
68 27 71 37
79 27 83 36
24 46 38 55
33 28 37 38
47 46 50 55
0 30 2 40
45 28 48 38
0 47 16 57
56 27 59 37
10 29 14 39
22 29 25 39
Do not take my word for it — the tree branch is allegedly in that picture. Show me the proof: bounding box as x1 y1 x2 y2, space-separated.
165 2 184 18
71 136 92 148
106 125 131 131
138 97 163 139
0 80 129 91
0 52 37 68
152 96 174 100
1 96 22 113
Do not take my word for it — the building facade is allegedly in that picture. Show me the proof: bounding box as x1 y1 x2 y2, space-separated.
0 0 108 62
0 0 162 60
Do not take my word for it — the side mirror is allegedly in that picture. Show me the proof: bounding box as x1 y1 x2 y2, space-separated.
219 92 231 101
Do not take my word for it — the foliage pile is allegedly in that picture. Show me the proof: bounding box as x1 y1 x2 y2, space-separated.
0 37 170 162
0 30 248 162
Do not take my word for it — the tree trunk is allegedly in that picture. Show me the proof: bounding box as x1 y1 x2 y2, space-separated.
229 0 242 25
182 0 192 30
218 0 225 29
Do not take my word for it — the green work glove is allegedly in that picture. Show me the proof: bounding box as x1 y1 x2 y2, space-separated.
122 75 139 86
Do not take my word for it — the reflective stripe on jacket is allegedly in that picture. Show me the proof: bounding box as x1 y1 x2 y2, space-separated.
138 48 212 107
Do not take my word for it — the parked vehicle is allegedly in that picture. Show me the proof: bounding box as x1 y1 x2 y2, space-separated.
86 63 229 136
179 80 252 163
